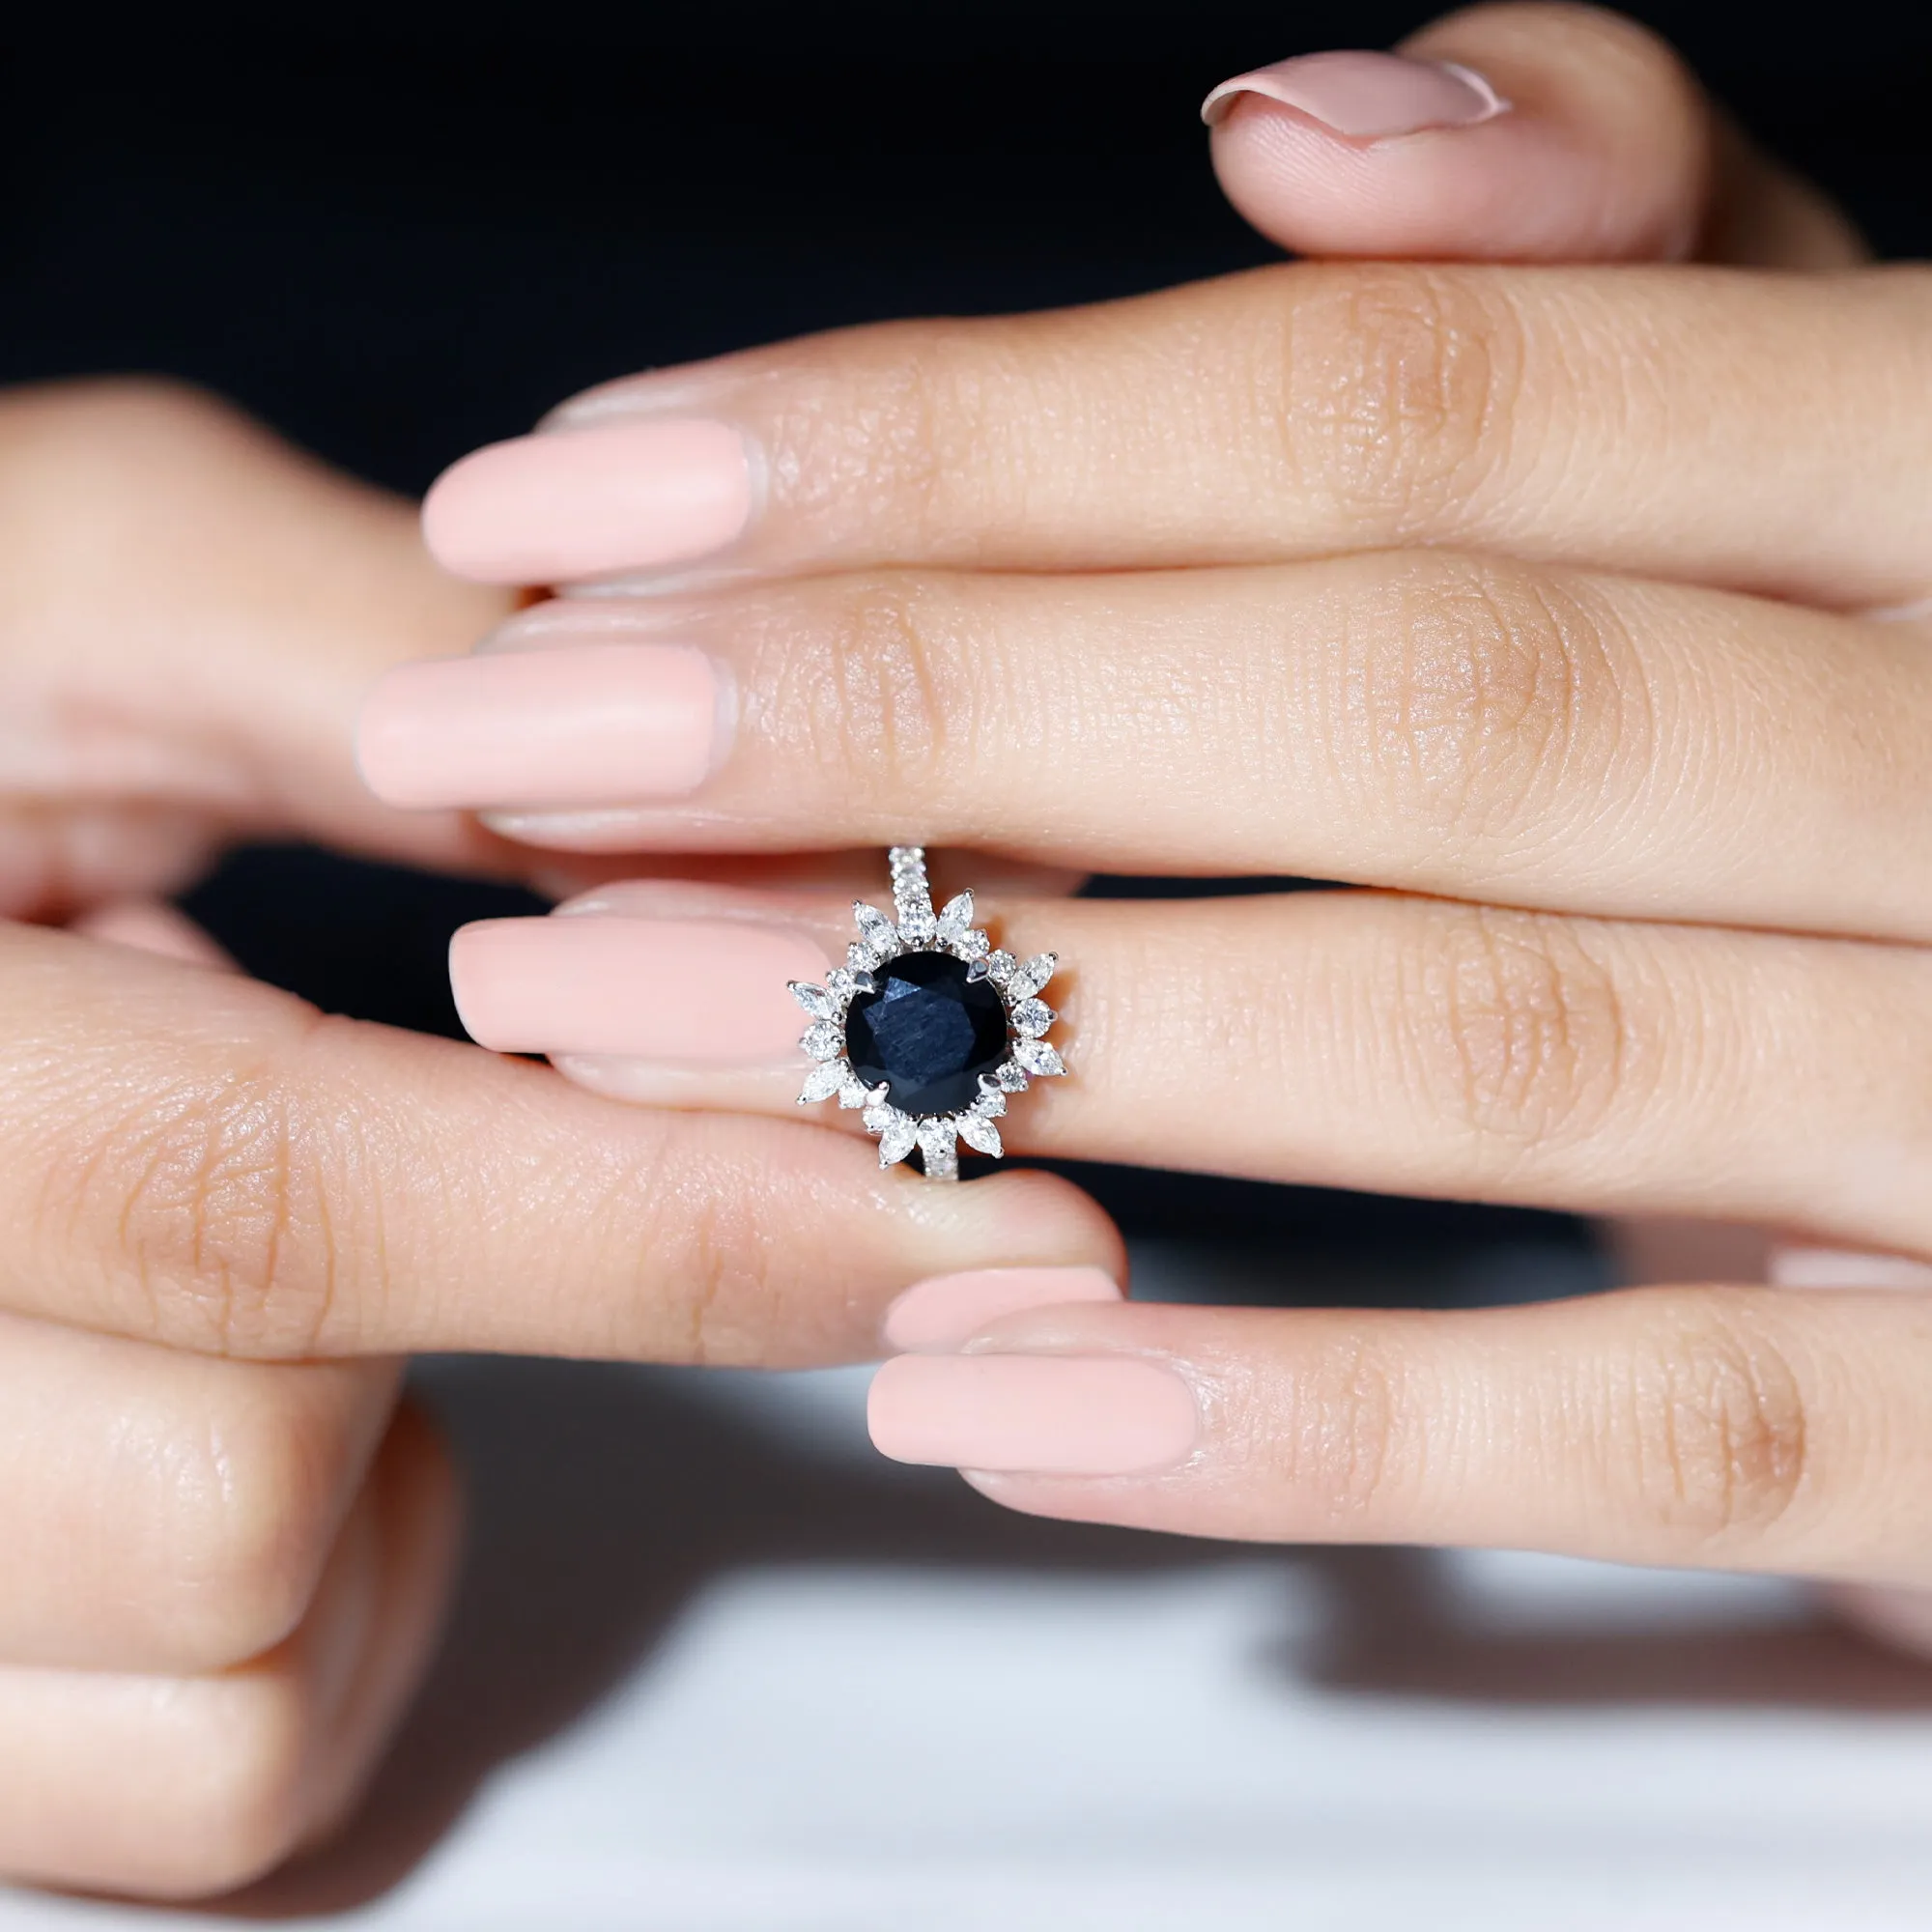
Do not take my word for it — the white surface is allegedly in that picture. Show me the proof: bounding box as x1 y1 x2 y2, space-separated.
9 1356 1932 1929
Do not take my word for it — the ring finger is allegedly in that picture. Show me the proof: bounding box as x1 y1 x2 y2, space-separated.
452 884 1932 1264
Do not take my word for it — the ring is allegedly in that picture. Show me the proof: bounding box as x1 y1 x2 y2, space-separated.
789 845 1065 1180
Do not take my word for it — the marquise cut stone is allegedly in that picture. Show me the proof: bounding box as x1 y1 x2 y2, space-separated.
844 949 1009 1116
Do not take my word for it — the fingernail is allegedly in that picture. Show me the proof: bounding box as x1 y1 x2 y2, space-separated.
1201 51 1507 138
450 914 832 1063
882 1266 1122 1352
421 418 754 583
1769 1245 1932 1290
867 1354 1198 1475
356 644 728 810
1864 595 1932 624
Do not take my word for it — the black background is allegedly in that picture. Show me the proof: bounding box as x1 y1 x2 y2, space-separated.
6 2 1924 494
6 1 1923 1251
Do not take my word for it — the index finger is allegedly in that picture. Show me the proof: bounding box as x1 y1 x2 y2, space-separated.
0 923 1118 1361
420 262 1932 612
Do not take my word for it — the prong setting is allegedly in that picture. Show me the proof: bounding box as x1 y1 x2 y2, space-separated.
791 847 1068 1179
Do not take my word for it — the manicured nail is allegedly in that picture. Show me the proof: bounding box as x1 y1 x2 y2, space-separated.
421 418 754 583
1769 1245 1932 1290
867 1354 1198 1475
1201 51 1507 139
1865 595 1932 624
450 915 832 1063
356 644 727 810
882 1266 1122 1352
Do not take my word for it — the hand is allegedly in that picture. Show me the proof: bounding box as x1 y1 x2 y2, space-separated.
0 383 1112 1899
362 7 1932 1609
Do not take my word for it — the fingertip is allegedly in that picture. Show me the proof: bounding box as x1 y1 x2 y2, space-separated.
880 1263 1123 1352
1206 6 1709 264
419 441 532 584
907 1160 1129 1292
71 899 236 972
420 420 754 585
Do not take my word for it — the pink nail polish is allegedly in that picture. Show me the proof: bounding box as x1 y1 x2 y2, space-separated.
867 1354 1198 1475
1769 1245 1932 1290
882 1266 1122 1352
450 915 832 1064
1201 51 1507 139
421 418 754 584
356 643 726 810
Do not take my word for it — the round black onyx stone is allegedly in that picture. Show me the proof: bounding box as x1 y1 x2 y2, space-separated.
844 951 1009 1116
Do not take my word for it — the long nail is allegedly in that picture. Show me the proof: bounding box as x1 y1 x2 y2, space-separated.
1201 51 1507 139
421 418 754 583
867 1354 1198 1475
882 1266 1122 1352
356 643 728 810
450 914 832 1064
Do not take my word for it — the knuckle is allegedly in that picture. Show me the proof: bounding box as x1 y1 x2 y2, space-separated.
1265 1334 1409 1524
599 1116 784 1365
1281 265 1522 539
1342 558 1639 855
156 1389 354 1668
1401 906 1647 1156
1614 1298 1812 1548
47 1021 360 1357
150 1676 312 1896
0 1673 311 1899
762 576 968 807
767 321 990 553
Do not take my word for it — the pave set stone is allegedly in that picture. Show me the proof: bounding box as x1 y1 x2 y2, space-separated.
788 847 1064 1173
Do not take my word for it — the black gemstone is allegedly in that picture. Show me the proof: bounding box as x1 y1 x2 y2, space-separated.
844 951 1009 1116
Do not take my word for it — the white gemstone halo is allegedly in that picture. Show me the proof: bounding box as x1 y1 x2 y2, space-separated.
788 845 1065 1180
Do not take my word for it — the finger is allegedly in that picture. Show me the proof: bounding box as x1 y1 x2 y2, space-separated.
1701 116 1870 272
0 1400 457 1899
291 1401 460 1863
0 380 520 909
453 885 1932 1264
1758 1236 1932 1661
0 921 1121 1359
418 264 1932 612
0 1311 400 1671
1615 1227 1932 1654
1769 1246 1932 1291
361 560 1932 947
69 895 237 968
1205 4 1865 269
1822 1582 1932 1661
1761 1242 1932 1659
866 1284 1932 1592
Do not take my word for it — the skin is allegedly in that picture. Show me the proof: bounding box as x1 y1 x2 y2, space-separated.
0 388 1119 1897
0 0 1910 1900
423 0 1932 1772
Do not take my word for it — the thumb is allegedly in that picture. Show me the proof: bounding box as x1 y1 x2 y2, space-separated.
1204 2 1865 269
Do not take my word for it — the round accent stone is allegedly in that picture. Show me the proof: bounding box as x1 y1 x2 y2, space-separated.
844 950 1009 1117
